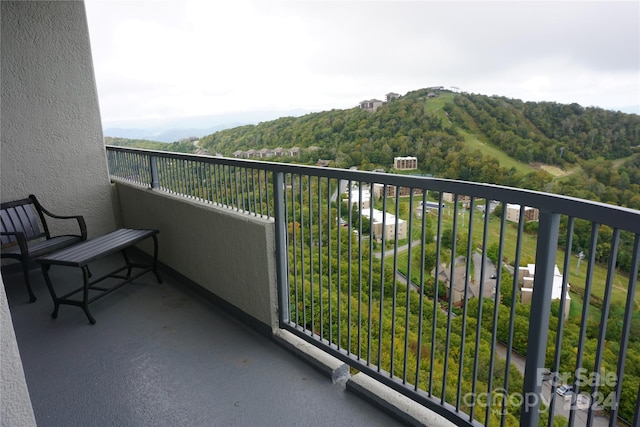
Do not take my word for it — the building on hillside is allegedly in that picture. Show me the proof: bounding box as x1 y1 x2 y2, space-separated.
431 264 470 306
288 147 301 157
519 264 571 320
343 185 371 209
359 99 383 112
415 201 446 218
258 148 274 158
386 92 400 102
505 203 539 223
393 156 418 170
342 185 406 241
363 208 407 241
372 183 422 199
442 193 471 205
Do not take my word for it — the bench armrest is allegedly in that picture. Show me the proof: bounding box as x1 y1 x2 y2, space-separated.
30 195 88 240
1 231 30 256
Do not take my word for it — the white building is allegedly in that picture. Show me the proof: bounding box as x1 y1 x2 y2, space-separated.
519 264 571 320
343 185 407 241
343 185 371 209
362 208 407 241
359 99 383 112
393 156 418 170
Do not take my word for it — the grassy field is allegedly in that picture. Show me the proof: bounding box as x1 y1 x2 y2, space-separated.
422 93 536 175
459 129 536 174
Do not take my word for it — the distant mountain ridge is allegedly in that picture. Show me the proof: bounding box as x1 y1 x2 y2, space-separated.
103 108 315 142
103 124 240 143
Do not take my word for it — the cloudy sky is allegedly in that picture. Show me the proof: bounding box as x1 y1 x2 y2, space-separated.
85 0 640 128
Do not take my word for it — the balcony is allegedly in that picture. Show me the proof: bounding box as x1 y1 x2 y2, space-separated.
86 147 640 426
2 3 639 426
3 143 639 426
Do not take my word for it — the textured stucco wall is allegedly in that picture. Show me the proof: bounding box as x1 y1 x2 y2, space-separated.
115 183 279 330
0 1 116 237
0 276 37 427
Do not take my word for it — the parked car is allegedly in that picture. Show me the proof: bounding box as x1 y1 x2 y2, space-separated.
556 385 574 397
490 274 497 279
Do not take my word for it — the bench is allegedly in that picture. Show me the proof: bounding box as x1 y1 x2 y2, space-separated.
37 228 162 324
1 195 87 302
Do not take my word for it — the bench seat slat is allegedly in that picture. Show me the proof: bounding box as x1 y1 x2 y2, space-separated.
37 229 158 267
2 235 82 258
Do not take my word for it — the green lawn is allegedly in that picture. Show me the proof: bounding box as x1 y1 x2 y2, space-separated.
458 129 535 174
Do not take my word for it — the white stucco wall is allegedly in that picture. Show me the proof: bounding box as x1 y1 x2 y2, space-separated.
114 183 279 330
0 276 37 427
0 1 116 237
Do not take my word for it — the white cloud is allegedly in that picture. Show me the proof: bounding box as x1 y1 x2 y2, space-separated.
85 0 640 126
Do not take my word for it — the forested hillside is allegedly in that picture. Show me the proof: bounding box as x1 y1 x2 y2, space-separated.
113 89 640 209
198 90 640 209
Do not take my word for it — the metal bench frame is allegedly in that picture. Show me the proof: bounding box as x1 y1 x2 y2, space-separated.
37 228 162 324
1 194 87 302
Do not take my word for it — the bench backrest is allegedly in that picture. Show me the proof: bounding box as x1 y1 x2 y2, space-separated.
0 197 46 246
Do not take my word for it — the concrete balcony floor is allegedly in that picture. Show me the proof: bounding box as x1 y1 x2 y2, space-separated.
3 254 402 427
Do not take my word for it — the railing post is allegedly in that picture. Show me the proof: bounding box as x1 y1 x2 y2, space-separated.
149 155 159 189
520 209 560 426
273 171 290 325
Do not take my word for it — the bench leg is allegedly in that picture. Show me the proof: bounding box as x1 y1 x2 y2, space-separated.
121 249 133 278
41 265 59 318
81 266 96 324
152 234 162 283
21 261 37 303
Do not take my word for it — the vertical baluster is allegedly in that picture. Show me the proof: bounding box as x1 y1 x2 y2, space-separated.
377 184 388 374
414 190 428 390
611 234 639 425
567 223 598 427
456 197 475 412
485 198 505 425
317 176 323 341
403 190 414 384
389 186 401 379
274 171 289 325
429 192 444 396
521 210 561 425
546 216 574 426
442 196 459 404
367 183 375 366
503 207 526 427
327 178 333 345
357 182 363 360
347 180 353 354
307 175 314 335
586 228 620 427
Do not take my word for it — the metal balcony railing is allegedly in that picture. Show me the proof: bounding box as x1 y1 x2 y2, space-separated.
106 145 640 427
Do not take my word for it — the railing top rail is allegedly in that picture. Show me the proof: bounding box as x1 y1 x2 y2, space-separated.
106 145 640 233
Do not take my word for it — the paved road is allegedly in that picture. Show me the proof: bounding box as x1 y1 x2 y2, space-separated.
472 252 498 298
